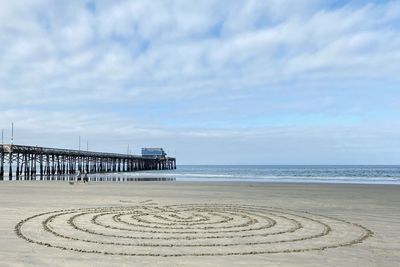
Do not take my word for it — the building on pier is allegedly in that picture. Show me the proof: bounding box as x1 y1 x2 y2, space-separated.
141 147 167 159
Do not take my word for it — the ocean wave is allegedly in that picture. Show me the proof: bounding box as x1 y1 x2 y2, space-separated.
99 166 400 185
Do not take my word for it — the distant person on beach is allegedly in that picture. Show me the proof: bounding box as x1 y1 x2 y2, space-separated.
76 170 81 182
83 171 88 183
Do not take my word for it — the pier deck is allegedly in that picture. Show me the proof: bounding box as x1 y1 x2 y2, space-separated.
0 144 176 180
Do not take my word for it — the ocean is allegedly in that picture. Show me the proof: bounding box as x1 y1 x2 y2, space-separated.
3 165 400 185
113 165 400 185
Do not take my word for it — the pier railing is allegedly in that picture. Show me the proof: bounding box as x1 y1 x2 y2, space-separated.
0 144 176 180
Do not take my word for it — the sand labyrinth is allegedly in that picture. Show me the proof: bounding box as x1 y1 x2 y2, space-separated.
15 204 373 257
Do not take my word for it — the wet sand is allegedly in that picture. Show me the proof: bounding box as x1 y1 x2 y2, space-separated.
0 181 399 266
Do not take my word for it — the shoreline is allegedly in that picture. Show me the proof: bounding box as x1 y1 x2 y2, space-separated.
1 179 400 186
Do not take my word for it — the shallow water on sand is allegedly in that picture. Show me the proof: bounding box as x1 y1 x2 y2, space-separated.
120 165 400 185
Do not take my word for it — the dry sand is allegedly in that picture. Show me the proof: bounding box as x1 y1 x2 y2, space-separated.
0 181 399 266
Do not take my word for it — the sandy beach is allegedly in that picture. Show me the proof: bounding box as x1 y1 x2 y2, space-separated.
0 181 399 267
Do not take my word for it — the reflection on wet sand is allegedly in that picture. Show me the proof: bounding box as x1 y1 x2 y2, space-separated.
3 174 176 182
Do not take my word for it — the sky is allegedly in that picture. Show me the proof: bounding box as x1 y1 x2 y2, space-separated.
0 0 400 165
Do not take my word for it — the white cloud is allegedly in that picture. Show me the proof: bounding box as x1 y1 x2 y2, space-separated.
1 0 399 104
0 0 399 163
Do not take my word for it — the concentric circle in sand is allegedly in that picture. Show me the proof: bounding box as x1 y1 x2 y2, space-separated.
15 204 373 256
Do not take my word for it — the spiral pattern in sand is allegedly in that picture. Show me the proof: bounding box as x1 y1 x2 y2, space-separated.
15 204 373 256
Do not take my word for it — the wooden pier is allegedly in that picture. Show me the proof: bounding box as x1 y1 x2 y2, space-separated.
0 144 176 180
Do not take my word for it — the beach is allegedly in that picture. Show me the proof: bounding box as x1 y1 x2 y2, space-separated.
0 181 399 266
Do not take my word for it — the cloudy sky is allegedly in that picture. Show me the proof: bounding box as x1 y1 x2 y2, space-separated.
0 0 399 164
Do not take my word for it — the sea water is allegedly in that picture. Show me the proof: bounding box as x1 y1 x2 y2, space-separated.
119 165 400 185
3 165 400 185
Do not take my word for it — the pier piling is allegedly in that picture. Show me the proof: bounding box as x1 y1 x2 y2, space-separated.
0 144 176 180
